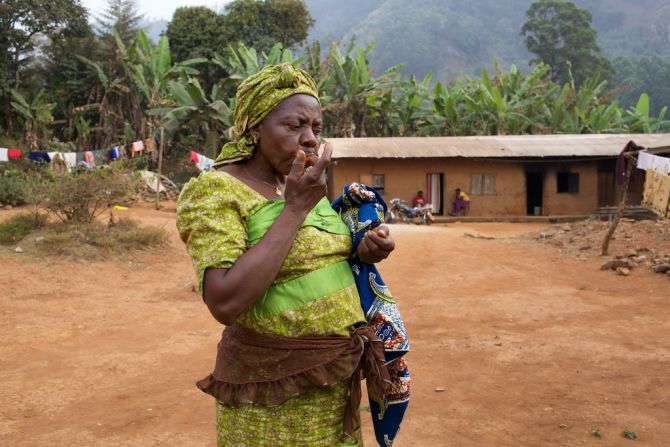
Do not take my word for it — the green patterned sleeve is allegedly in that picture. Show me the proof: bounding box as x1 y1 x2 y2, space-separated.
176 173 248 295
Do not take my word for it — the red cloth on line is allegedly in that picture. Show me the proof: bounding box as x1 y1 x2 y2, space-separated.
190 151 200 164
8 148 23 159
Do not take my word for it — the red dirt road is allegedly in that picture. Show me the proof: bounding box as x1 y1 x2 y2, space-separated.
1 203 669 446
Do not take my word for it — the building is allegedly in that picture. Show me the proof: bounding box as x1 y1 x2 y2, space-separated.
326 134 670 216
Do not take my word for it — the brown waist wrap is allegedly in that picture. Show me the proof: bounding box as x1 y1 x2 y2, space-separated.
196 324 391 441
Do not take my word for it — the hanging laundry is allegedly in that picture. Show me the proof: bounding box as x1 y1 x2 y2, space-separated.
119 145 128 158
0 148 8 162
75 151 85 163
652 173 670 218
62 152 77 170
110 146 119 160
190 151 214 172
8 148 23 160
197 155 214 172
144 138 157 153
131 140 144 158
642 169 670 218
637 151 670 175
84 151 95 167
77 160 95 170
28 152 51 164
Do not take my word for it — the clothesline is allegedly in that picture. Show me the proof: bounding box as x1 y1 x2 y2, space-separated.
0 138 158 170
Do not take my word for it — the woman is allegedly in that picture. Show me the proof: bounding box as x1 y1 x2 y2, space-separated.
176 64 395 446
449 187 471 216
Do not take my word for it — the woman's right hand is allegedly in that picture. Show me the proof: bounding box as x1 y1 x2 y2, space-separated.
283 143 332 217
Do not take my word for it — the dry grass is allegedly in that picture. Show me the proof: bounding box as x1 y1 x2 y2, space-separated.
5 217 167 260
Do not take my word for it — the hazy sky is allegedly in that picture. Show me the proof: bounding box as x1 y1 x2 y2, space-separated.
81 0 229 21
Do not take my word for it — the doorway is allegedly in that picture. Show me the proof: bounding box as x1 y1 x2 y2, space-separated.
525 171 544 215
426 173 444 215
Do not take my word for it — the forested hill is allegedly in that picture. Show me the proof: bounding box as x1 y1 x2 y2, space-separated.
305 0 670 80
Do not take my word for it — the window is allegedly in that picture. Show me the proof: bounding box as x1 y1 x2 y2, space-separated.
371 174 385 193
470 173 496 195
557 172 579 193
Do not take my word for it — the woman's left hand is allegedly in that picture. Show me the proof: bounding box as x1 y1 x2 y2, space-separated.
357 225 395 263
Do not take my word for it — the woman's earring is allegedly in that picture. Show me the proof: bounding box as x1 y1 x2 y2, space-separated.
251 133 259 145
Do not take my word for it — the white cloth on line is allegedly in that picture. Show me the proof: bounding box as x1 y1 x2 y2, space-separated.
196 153 214 172
62 152 77 170
637 151 670 175
0 148 8 162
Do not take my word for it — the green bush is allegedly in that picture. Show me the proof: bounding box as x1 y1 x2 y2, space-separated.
0 212 47 244
38 166 140 223
0 172 29 206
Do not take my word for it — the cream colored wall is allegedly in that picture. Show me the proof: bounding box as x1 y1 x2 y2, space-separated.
541 163 599 215
329 158 603 216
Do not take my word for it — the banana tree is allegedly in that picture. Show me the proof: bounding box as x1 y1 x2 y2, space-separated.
75 53 133 147
212 42 300 88
10 89 54 150
426 80 472 136
392 72 433 136
149 78 233 158
473 63 551 135
623 93 670 133
322 40 403 137
120 29 207 138
547 74 618 133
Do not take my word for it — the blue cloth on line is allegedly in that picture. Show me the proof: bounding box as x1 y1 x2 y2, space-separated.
28 151 51 164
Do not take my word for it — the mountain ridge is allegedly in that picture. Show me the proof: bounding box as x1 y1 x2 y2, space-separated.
305 0 670 81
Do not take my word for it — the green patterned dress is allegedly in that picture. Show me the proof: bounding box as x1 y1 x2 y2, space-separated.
176 171 366 447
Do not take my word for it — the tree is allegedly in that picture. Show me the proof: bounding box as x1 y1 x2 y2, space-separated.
150 78 233 158
521 0 614 87
221 0 315 54
94 0 143 47
164 7 224 91
10 89 54 150
613 55 670 117
166 7 225 63
40 21 100 142
0 0 87 133
321 40 403 137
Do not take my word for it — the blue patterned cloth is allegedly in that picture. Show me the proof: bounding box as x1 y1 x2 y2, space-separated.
332 183 410 447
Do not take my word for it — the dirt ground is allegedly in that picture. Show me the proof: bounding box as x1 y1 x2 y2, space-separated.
1 202 669 446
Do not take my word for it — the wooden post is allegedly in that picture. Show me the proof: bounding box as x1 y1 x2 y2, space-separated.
155 127 164 210
601 153 636 256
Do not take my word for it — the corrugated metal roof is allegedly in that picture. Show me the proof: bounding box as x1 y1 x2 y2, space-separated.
326 134 670 159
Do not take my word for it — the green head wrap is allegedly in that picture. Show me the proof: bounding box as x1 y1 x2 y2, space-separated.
214 63 319 166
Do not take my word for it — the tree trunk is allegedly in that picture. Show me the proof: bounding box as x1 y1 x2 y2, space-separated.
601 154 635 256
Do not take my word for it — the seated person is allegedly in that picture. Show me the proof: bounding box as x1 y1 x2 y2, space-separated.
449 187 470 216
412 190 426 207
411 190 435 222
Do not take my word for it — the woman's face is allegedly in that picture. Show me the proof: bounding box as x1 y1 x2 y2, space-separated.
254 94 322 176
